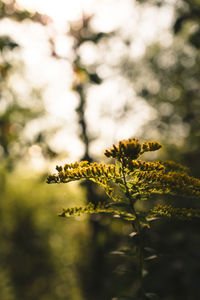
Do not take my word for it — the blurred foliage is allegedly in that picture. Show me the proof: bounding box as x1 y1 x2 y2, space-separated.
0 0 57 170
61 15 123 300
1 0 200 299
0 2 78 300
0 0 51 24
0 168 86 300
131 0 200 177
0 36 18 52
69 14 110 161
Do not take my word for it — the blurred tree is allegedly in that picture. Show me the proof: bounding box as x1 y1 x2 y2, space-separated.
49 14 120 300
0 2 74 300
129 0 200 177
0 0 56 171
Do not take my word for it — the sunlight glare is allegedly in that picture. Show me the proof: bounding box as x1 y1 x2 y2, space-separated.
17 0 95 22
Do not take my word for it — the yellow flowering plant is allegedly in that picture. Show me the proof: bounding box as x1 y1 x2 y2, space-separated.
47 138 200 299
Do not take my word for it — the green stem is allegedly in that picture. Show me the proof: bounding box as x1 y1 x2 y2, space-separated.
121 160 145 299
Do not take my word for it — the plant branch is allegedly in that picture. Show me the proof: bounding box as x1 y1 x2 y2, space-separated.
121 159 145 299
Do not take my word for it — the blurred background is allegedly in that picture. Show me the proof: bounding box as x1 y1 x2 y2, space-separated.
0 0 200 299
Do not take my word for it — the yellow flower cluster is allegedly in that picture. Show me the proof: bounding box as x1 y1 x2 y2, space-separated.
59 202 136 221
104 138 162 161
150 205 200 220
126 160 165 172
59 202 108 217
136 170 200 198
136 170 164 185
165 171 200 197
47 137 200 224
63 161 88 170
47 161 120 184
104 138 142 160
161 160 189 174
141 141 162 154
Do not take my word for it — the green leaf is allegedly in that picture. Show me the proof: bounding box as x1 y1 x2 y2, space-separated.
118 183 126 192
126 182 133 189
144 254 158 261
120 214 136 221
137 214 151 228
129 231 138 238
110 248 136 257
146 217 160 222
